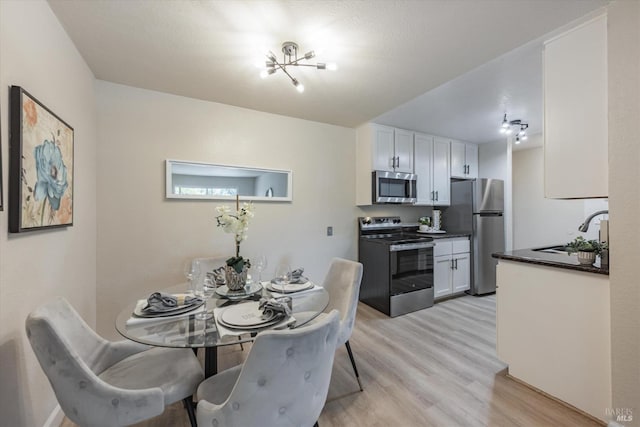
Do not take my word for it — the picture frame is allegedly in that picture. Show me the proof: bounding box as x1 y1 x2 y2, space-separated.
9 86 74 233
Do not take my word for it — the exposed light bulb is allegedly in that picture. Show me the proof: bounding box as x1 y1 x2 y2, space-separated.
326 62 338 71
292 78 305 93
522 134 528 141
304 51 315 60
515 136 521 144
317 63 327 70
499 127 507 134
501 114 509 129
260 70 269 79
505 128 513 135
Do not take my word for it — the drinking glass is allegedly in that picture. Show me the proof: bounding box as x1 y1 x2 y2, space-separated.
274 264 291 294
190 260 213 320
253 255 268 283
183 259 199 294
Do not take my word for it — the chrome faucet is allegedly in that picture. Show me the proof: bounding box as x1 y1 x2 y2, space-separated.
578 210 608 232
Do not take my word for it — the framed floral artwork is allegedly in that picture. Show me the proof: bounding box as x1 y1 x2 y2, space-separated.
9 86 74 233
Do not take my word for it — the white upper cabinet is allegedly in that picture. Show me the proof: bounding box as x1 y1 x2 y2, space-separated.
450 140 478 179
414 134 450 206
371 125 396 171
370 124 414 173
356 123 415 205
544 15 608 199
394 128 415 173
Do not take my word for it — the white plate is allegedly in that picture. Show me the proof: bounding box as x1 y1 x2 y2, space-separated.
267 281 314 293
416 229 446 234
220 301 281 327
215 281 263 300
218 314 286 330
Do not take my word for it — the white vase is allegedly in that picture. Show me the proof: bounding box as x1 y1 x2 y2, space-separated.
577 251 596 265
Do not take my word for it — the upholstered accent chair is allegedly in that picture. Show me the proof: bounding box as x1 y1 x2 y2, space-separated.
321 258 365 391
25 297 204 427
196 310 341 427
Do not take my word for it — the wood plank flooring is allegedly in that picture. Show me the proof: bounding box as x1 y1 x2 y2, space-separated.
60 295 601 427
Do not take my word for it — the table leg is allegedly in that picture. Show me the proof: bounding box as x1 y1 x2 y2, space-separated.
204 347 218 378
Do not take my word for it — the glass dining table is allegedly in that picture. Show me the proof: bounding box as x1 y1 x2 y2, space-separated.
115 282 329 378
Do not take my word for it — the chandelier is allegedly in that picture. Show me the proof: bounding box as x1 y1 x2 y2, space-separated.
260 41 337 93
499 113 529 144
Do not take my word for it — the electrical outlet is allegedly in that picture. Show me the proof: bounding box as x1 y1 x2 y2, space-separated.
327 226 333 236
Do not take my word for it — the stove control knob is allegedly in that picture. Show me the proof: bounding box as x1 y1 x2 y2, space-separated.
362 217 372 225
393 219 401 224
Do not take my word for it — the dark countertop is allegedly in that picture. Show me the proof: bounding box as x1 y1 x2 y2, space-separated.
492 247 609 276
419 232 471 240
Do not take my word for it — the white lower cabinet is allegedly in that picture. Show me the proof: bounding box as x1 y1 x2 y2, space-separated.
434 238 470 299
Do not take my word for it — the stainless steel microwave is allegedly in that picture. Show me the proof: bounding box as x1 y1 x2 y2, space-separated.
372 170 417 204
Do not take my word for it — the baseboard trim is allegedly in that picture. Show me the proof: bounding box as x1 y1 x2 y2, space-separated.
43 404 64 427
503 370 607 426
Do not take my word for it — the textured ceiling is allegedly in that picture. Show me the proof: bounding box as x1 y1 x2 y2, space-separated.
48 0 607 133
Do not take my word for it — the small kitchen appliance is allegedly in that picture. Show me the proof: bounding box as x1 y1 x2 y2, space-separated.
372 171 417 204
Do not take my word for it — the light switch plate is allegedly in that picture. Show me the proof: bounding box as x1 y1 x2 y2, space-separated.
327 226 333 236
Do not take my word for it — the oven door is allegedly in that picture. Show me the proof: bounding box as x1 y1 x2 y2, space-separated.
389 246 434 296
373 171 417 204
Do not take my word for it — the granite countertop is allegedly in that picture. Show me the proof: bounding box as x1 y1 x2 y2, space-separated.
492 247 609 275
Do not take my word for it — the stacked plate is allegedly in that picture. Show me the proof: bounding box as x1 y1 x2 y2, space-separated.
215 281 263 300
134 295 204 318
218 301 286 329
267 277 313 293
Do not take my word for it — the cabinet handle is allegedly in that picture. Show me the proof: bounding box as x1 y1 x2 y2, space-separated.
450 260 454 270
396 156 400 169
455 259 458 269
430 191 434 201
435 190 438 201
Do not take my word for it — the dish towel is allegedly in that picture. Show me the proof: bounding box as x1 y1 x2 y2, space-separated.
142 292 202 313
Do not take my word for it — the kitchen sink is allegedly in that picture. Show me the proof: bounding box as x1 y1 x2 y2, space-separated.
533 245 573 254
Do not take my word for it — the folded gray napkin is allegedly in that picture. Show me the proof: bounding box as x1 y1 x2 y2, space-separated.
210 266 226 285
259 297 292 320
287 268 308 284
142 292 202 313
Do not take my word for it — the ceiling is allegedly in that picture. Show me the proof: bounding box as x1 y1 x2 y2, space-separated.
48 0 607 140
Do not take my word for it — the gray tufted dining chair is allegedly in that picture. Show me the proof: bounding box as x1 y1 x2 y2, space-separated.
321 258 364 391
25 297 204 427
196 310 341 427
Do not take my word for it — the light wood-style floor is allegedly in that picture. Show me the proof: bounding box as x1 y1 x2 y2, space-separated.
61 295 601 427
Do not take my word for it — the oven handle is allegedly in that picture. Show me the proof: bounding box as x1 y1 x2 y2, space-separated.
389 242 435 252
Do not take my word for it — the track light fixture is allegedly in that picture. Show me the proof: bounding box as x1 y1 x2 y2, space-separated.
499 113 529 143
260 41 337 93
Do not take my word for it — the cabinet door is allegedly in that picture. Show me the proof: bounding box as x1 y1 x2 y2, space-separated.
465 143 478 179
450 140 466 178
413 133 433 205
434 255 453 298
432 137 451 205
372 125 396 171
394 128 414 173
452 253 471 293
544 15 607 198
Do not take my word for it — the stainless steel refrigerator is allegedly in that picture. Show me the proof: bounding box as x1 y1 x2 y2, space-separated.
445 179 505 295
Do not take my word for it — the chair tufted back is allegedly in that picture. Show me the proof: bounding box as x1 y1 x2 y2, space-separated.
197 310 340 427
321 258 364 345
25 298 164 426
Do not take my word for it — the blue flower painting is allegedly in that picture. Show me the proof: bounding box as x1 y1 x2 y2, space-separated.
9 87 74 232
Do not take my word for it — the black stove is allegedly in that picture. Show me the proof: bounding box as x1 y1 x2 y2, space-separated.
359 216 433 247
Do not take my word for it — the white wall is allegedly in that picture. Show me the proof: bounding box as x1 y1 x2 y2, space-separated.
479 139 513 250
607 1 640 423
0 1 98 426
95 81 361 338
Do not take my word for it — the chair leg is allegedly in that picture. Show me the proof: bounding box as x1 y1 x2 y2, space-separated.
238 335 244 351
183 397 197 427
345 340 363 392
314 422 320 427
